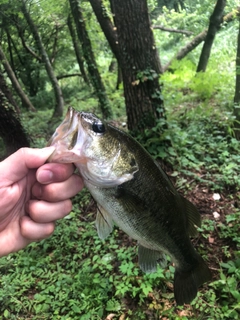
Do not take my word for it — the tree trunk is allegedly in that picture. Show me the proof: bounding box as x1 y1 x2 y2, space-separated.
0 89 30 157
0 70 20 114
90 0 123 89
69 0 112 119
234 17 240 140
0 45 36 112
197 0 226 73
6 29 16 73
116 63 122 90
163 6 240 73
67 14 89 85
89 0 120 61
110 0 165 133
21 0 64 117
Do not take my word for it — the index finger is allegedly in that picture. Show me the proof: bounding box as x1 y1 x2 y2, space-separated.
36 163 76 184
0 147 55 187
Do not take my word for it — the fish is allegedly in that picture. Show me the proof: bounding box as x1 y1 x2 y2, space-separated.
47 107 211 305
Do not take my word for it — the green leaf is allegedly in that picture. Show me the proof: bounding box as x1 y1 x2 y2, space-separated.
3 309 10 318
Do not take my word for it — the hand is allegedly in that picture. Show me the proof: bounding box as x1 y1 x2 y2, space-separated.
0 147 83 257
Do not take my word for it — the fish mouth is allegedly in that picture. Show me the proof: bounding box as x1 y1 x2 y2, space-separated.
47 107 85 163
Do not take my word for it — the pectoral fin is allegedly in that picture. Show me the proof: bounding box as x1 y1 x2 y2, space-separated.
138 244 167 273
95 205 114 240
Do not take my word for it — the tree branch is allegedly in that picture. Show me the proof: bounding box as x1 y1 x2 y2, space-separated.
56 73 82 80
15 22 42 62
152 25 193 36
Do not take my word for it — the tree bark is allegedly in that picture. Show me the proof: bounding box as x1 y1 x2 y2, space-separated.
0 88 30 156
163 7 240 72
197 0 226 73
0 45 36 112
234 17 240 140
67 14 89 85
69 0 112 119
110 0 165 133
21 0 64 117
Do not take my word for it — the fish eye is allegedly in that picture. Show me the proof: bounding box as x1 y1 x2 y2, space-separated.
92 121 106 134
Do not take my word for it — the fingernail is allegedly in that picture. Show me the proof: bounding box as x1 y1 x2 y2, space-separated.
32 184 43 199
37 170 53 184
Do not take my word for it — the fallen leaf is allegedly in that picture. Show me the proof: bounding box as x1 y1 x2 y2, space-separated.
208 237 215 244
105 313 116 320
119 314 126 320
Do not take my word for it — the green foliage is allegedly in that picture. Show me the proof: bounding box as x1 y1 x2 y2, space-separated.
138 53 239 191
189 211 240 320
219 211 240 247
0 190 167 319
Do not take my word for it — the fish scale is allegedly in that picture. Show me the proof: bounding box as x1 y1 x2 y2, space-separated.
47 107 211 305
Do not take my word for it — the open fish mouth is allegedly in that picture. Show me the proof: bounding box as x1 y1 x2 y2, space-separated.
47 107 85 163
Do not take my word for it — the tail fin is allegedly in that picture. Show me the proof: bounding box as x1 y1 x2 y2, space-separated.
174 255 211 305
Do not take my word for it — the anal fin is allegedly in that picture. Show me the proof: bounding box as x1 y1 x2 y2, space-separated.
95 205 114 240
138 244 167 273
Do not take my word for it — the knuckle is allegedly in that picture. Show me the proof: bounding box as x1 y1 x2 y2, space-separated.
44 223 55 237
28 201 40 221
42 184 59 201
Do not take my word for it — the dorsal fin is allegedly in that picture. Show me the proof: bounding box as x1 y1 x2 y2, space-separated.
180 195 201 237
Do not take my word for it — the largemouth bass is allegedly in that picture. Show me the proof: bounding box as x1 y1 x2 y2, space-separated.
47 107 211 305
